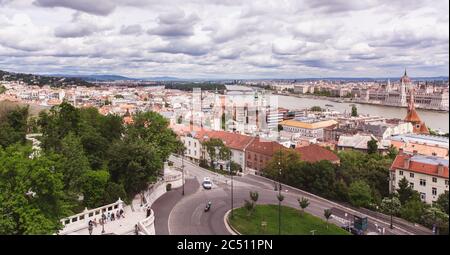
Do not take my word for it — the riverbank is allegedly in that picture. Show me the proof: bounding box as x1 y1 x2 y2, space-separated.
274 92 449 113
273 95 449 132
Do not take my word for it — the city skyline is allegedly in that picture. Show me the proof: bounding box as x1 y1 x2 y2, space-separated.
0 0 449 79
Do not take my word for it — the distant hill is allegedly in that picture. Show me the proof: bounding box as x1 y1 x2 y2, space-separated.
139 76 180 81
50 74 181 81
0 70 92 87
51 74 138 81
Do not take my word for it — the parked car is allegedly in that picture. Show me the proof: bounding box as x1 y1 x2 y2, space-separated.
202 177 213 190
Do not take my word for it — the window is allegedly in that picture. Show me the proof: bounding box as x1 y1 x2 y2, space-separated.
410 183 414 189
420 193 426 201
432 187 437 196
432 177 437 183
399 170 403 176
189 141 191 146
419 179 426 186
410 173 414 178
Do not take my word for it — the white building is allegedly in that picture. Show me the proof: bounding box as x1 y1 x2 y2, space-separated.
390 153 449 204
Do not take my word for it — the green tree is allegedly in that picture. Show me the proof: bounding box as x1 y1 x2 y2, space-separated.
59 133 91 193
310 106 323 112
102 182 128 205
39 102 81 152
244 200 254 217
203 138 231 168
0 145 68 234
126 111 181 161
81 170 109 208
221 112 226 130
381 196 401 229
348 180 372 208
367 138 378 154
387 145 399 160
298 197 310 215
400 196 425 223
230 161 242 173
396 177 418 205
351 105 358 117
421 207 449 235
0 106 29 148
436 191 449 215
334 179 349 202
250 191 259 204
108 139 163 198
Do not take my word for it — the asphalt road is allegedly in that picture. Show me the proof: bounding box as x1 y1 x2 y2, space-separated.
151 155 432 235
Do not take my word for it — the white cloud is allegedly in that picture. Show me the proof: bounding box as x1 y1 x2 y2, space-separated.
0 0 447 78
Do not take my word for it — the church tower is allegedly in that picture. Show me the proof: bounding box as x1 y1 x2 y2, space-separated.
399 69 410 107
404 87 429 134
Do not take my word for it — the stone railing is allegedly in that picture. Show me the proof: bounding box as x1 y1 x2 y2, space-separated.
137 209 155 235
58 199 125 235
137 166 183 235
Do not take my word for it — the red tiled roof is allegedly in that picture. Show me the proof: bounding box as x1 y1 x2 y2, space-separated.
195 130 255 151
405 108 422 123
295 144 340 163
390 154 449 178
246 137 284 156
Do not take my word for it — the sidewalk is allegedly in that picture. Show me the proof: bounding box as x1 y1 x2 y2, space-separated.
70 196 147 235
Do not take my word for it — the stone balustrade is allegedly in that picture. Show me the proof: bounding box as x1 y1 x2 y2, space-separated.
58 199 125 235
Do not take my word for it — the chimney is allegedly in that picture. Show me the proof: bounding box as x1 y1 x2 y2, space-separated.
437 163 444 176
404 157 410 169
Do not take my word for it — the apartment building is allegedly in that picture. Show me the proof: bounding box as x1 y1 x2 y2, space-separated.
389 153 449 204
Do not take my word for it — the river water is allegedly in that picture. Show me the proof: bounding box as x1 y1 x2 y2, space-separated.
275 95 449 132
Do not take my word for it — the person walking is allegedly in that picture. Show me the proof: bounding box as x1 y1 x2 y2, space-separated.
88 220 93 235
134 224 139 235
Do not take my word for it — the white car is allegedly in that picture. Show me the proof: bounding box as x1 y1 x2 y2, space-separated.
202 177 213 190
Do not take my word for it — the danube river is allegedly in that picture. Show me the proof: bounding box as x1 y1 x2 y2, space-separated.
275 95 449 132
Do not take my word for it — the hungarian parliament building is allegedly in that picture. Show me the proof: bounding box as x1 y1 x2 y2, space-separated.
355 70 449 111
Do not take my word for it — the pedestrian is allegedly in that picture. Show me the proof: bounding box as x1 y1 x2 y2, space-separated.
107 212 111 221
111 213 115 221
88 223 93 235
134 224 139 235
120 209 125 218
116 211 120 220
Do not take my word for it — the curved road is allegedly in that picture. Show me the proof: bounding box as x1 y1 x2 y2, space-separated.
151 155 432 235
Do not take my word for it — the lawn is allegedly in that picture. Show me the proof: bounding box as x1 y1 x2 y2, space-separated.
228 204 350 235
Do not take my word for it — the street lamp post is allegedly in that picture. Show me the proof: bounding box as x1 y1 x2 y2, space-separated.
182 150 185 196
278 150 282 235
229 155 234 218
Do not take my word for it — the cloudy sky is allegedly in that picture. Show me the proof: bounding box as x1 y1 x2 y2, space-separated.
0 0 448 79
